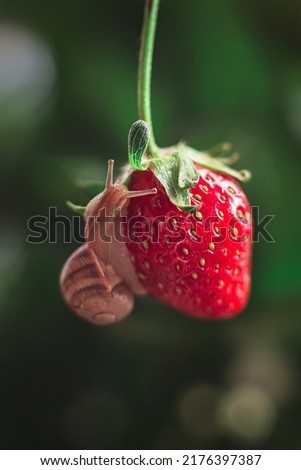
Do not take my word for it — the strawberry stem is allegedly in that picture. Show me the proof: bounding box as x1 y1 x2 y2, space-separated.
138 0 160 155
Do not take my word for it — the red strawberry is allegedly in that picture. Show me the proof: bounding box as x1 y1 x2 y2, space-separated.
125 165 252 319
65 121 252 322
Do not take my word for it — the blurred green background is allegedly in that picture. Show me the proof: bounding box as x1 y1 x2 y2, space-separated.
1 0 301 450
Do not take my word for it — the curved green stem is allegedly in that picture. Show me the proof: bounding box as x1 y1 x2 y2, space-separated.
138 0 160 154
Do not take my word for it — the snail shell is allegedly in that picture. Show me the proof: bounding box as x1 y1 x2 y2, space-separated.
60 160 156 325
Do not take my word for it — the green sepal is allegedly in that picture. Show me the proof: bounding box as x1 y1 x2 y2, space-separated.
150 152 198 212
183 145 251 182
76 179 105 198
205 142 239 164
206 142 232 157
128 120 151 170
177 151 199 188
66 200 86 216
178 204 199 214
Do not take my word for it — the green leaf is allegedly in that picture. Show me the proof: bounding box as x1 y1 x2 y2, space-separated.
76 179 105 198
128 120 151 170
66 200 86 216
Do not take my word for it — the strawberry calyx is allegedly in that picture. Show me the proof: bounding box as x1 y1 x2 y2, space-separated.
127 120 251 213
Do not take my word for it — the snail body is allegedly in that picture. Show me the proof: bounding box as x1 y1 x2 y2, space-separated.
60 160 156 325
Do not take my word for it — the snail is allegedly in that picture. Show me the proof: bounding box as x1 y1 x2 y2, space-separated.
60 159 157 325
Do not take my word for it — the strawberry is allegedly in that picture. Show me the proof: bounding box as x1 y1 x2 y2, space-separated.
125 167 252 319
66 121 252 321
123 121 252 319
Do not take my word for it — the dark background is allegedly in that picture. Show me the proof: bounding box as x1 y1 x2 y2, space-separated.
1 0 301 449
